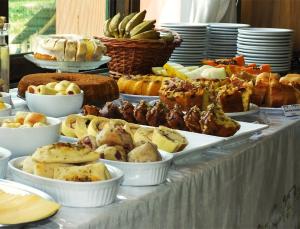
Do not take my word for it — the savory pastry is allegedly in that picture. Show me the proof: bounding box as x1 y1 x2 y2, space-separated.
166 104 186 130
1 112 48 129
123 122 141 139
96 144 127 161
22 156 35 174
279 74 300 90
74 115 95 138
32 142 99 164
15 111 29 124
61 114 79 138
18 73 119 106
216 84 244 113
200 104 240 137
183 105 202 133
23 112 47 127
251 72 270 106
87 117 109 137
133 100 149 124
152 126 188 153
99 102 123 119
159 79 209 111
96 122 134 152
117 75 170 96
146 101 167 127
53 162 111 182
127 142 162 162
133 127 154 145
33 162 73 178
78 135 98 150
120 101 135 123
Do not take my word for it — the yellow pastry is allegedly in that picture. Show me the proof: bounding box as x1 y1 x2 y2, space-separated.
87 117 109 137
61 114 80 138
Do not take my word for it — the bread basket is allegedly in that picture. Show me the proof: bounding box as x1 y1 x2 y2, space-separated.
97 29 181 76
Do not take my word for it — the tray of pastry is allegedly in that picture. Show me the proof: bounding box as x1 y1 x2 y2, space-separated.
0 179 60 226
24 54 111 72
120 93 159 104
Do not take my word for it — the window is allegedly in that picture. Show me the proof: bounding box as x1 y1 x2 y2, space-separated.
9 0 56 54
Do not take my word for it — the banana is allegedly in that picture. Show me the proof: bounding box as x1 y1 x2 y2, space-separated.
118 12 136 38
160 32 174 42
109 12 121 38
103 18 113 37
152 126 188 153
125 10 147 37
129 20 156 37
131 30 160 40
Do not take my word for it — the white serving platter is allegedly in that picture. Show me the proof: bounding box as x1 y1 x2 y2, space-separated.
259 107 284 115
120 93 159 104
25 54 111 72
0 179 58 227
226 103 259 117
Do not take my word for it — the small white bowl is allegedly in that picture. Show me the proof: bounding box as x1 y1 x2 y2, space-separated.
0 147 12 178
0 116 61 157
0 92 12 105
0 103 12 117
101 151 173 186
8 156 124 207
25 91 84 118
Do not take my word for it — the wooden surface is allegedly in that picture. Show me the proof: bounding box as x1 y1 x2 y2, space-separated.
56 0 106 37
240 0 300 54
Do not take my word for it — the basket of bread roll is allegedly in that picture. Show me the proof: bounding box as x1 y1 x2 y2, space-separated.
98 10 182 76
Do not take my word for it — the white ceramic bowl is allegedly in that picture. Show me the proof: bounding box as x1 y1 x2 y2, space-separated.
101 151 173 186
8 156 124 207
25 91 84 118
0 147 12 178
0 116 61 157
0 103 12 116
0 92 12 105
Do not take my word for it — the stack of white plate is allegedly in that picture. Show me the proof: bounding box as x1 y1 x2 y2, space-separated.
161 23 207 66
237 28 293 72
207 23 250 59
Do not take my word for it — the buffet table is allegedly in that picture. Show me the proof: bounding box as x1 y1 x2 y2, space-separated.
24 112 300 229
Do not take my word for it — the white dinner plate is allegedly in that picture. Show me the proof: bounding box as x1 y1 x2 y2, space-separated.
237 48 291 55
237 51 292 58
237 37 292 44
238 27 293 35
237 34 292 40
237 44 292 51
209 23 249 28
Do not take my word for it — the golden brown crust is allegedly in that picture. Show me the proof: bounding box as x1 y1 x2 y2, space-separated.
279 74 300 90
18 73 119 106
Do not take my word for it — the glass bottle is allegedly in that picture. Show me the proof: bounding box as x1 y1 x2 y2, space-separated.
0 16 9 92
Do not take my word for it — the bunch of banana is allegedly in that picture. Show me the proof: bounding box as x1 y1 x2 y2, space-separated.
103 10 161 40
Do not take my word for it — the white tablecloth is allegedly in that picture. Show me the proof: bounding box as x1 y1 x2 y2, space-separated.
22 112 300 229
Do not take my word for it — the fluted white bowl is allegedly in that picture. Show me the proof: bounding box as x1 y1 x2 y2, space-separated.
26 91 84 118
0 147 11 178
0 92 12 105
101 151 173 186
0 116 61 157
8 156 124 207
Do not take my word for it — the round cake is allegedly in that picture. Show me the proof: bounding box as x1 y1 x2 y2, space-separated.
33 34 107 62
18 73 119 106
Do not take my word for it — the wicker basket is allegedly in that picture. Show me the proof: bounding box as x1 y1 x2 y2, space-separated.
97 29 181 75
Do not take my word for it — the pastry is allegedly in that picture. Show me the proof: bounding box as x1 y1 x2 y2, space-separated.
120 101 135 123
99 102 123 119
200 104 240 137
87 117 109 137
96 122 134 152
127 142 161 162
159 79 209 111
61 114 79 138
96 144 127 161
117 75 170 96
78 135 98 150
34 34 106 61
133 127 154 145
32 142 99 164
23 112 47 127
146 101 167 127
251 72 270 106
166 104 186 130
18 73 119 106
133 100 149 124
33 162 73 179
279 74 300 90
74 115 95 138
83 104 100 116
152 126 188 153
183 105 202 133
53 162 111 182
